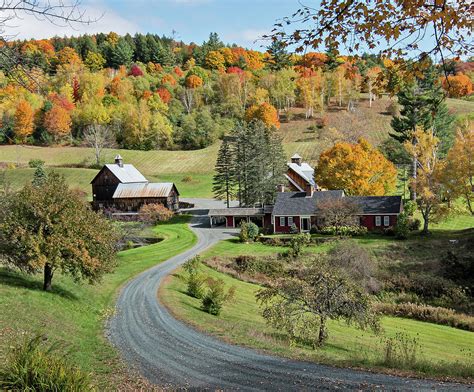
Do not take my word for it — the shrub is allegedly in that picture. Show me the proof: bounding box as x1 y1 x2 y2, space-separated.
182 175 193 183
394 212 409 239
315 116 328 129
239 221 259 242
233 255 285 277
28 159 45 168
317 225 368 236
201 278 235 316
139 203 173 224
288 233 311 258
0 335 93 391
381 333 420 369
408 218 421 231
375 302 474 332
289 223 299 234
183 256 205 299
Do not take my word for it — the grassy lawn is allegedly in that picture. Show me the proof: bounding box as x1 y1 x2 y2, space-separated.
161 261 474 380
0 215 197 389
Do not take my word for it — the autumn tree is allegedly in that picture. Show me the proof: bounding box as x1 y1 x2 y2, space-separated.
316 138 397 196
44 104 72 141
366 67 381 108
404 128 449 234
265 40 292 71
0 172 118 291
442 74 473 98
13 99 34 141
269 68 297 118
257 253 379 347
271 1 473 66
245 102 280 129
205 50 225 71
440 120 474 214
297 70 324 118
317 198 362 235
84 51 106 71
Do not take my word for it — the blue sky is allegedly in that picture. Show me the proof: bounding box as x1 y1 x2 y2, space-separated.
13 0 297 49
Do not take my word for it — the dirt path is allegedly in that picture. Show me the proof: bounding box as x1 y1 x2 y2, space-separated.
107 201 468 391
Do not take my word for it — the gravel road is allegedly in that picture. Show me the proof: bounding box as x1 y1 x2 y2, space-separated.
107 200 469 391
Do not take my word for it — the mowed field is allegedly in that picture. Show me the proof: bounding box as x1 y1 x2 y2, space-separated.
0 97 473 201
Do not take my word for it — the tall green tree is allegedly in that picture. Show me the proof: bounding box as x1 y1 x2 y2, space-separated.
266 40 292 71
0 172 118 291
213 138 237 208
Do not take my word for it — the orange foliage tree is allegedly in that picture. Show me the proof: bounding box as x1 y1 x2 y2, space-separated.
185 75 203 89
245 102 280 128
44 105 72 141
56 47 81 66
205 50 226 70
316 138 397 195
14 100 35 141
442 74 473 98
156 87 172 104
161 74 176 86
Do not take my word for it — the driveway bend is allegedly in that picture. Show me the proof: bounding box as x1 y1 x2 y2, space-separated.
108 207 468 391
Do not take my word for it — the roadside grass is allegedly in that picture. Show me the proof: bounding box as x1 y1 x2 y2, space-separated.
0 215 197 389
160 261 474 380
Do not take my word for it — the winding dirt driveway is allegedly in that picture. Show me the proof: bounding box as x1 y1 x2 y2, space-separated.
107 200 468 391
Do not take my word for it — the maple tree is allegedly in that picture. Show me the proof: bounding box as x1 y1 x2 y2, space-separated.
205 50 226 70
185 75 203 89
84 51 106 71
44 105 72 141
441 74 473 98
245 102 280 128
316 138 397 196
156 87 172 104
13 99 35 141
56 47 81 66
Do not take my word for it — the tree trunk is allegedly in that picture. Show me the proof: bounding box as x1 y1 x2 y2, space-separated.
317 316 327 346
422 217 429 234
43 263 53 291
410 156 417 201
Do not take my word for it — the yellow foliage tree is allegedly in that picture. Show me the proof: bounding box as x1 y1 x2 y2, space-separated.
245 102 280 128
316 138 397 196
14 99 35 142
205 50 225 70
404 128 449 233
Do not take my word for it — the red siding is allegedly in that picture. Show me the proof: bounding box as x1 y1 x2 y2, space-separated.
274 216 301 233
360 215 398 231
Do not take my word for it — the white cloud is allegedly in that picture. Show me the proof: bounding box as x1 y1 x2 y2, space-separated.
4 2 140 39
224 28 269 48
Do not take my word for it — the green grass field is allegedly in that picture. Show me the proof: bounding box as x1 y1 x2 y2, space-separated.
161 261 474 380
0 215 197 389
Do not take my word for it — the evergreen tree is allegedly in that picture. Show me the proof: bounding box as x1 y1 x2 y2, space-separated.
32 163 47 187
266 40 291 71
213 138 237 207
134 34 151 63
109 38 134 68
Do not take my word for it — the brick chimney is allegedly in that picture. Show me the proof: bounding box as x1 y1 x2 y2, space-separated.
291 153 302 166
115 154 124 168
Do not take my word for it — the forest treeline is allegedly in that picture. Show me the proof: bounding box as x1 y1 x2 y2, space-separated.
1 32 473 153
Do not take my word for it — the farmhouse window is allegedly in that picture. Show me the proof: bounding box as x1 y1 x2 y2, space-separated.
288 217 294 226
375 216 382 226
279 217 285 226
384 216 390 226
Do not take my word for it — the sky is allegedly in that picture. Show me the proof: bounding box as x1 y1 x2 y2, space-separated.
8 0 298 49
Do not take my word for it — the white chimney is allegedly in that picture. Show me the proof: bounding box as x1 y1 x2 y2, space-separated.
115 154 123 168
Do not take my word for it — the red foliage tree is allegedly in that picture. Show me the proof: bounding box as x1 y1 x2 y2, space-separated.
129 64 144 77
156 87 172 104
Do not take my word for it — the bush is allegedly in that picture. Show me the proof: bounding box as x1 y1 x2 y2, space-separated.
233 255 285 277
239 221 259 242
381 332 419 369
139 203 173 224
288 233 311 258
28 159 45 169
183 256 205 299
182 175 193 183
386 101 399 116
201 278 235 316
317 225 368 236
375 302 474 332
394 212 409 239
315 116 328 129
408 218 421 231
0 335 93 391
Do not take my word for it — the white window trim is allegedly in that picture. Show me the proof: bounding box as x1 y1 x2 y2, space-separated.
375 216 382 226
279 216 286 226
288 217 294 226
384 216 390 227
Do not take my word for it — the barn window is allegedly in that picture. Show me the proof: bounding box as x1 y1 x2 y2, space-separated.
288 217 294 226
375 216 382 226
384 216 390 226
279 217 285 226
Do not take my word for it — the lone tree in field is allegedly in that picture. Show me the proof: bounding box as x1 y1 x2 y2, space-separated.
257 253 379 347
0 172 118 291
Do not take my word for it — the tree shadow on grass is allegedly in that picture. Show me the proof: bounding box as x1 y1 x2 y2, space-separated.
0 267 78 300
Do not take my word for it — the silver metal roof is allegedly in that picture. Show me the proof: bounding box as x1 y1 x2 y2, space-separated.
113 182 175 199
287 162 315 186
105 164 148 184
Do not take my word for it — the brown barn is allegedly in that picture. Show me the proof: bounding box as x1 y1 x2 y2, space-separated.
91 155 179 212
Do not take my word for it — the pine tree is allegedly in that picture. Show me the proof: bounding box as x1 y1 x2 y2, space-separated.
213 138 237 208
266 40 291 71
32 163 47 187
